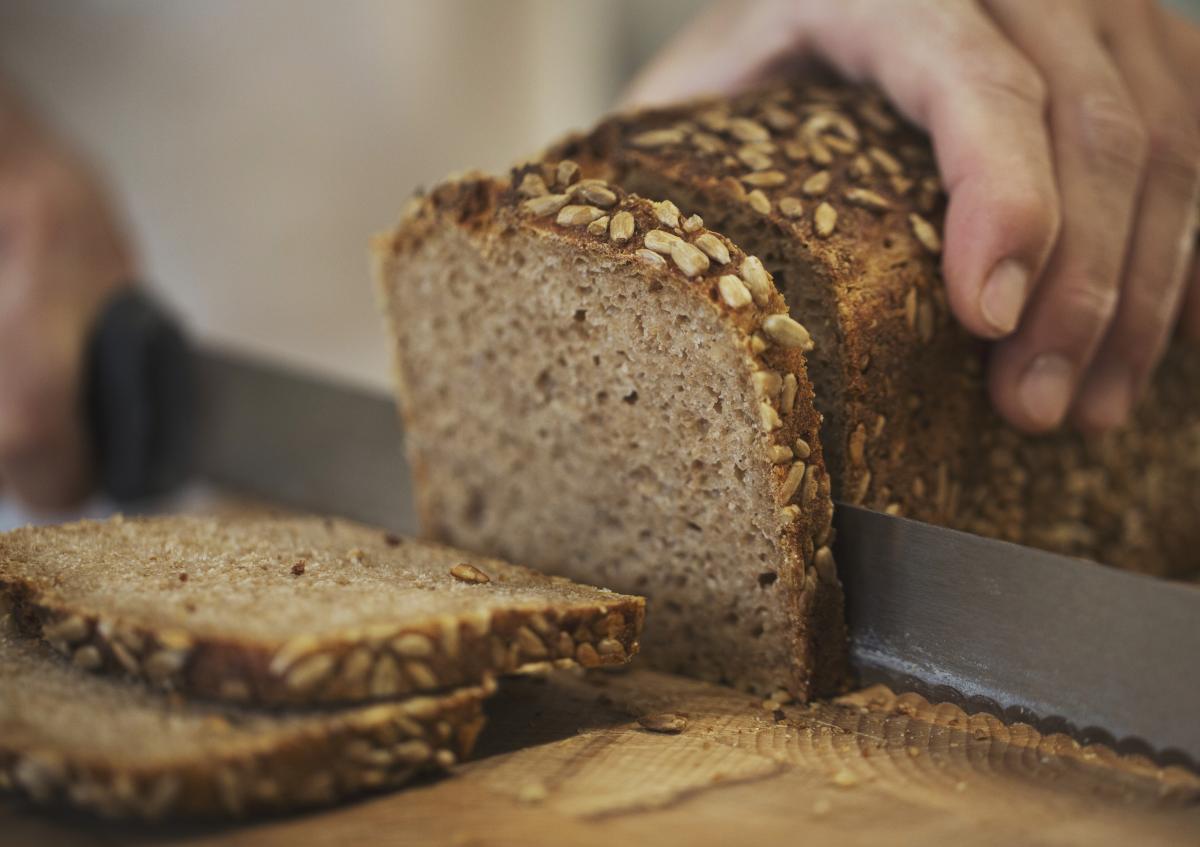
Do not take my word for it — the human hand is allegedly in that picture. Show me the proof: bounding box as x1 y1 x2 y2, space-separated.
626 0 1200 433
0 100 135 509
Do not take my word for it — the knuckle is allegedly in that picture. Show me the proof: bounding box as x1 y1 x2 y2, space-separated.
1144 112 1200 186
963 54 1048 115
1058 280 1121 332
1075 92 1149 177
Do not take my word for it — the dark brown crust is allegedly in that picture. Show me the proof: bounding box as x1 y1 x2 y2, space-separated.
0 516 644 706
544 79 1200 579
0 677 488 820
375 170 848 700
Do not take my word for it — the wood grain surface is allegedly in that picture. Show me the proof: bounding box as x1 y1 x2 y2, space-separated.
4 666 1197 846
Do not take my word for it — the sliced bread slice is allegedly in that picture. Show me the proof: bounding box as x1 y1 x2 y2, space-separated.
374 171 847 699
0 627 488 819
0 515 643 705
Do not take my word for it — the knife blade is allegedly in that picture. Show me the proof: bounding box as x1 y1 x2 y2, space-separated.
834 503 1200 768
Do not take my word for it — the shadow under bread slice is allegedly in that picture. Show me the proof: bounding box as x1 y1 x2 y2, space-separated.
0 515 644 705
0 627 489 820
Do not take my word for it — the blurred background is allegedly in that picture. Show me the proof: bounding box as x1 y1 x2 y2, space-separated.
0 0 708 394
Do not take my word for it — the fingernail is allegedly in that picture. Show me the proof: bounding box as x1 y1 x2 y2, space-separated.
1018 354 1074 430
1079 363 1133 431
981 260 1029 336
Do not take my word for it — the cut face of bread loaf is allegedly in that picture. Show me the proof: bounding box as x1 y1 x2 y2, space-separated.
376 173 847 699
0 516 643 705
547 80 1200 577
0 627 488 819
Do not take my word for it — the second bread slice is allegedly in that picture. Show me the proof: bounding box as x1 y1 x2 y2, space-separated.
0 515 644 705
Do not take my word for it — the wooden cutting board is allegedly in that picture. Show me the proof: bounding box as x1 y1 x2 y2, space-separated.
4 665 1198 846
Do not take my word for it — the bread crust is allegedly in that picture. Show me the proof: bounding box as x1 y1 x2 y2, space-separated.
0 628 489 819
0 515 644 706
544 80 1200 577
375 169 849 699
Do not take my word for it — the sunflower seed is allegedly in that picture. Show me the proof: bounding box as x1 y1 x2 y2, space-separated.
691 131 725 154
636 248 666 266
747 190 772 215
285 653 335 693
737 146 774 171
858 101 898 133
644 229 682 254
844 188 890 211
729 117 770 142
405 661 439 690
808 137 833 165
853 470 873 505
597 637 626 658
72 645 102 670
609 210 635 243
753 369 783 399
694 232 730 264
868 146 902 175
781 373 798 415
762 314 812 349
517 173 549 198
654 199 681 228
555 160 580 188
760 401 783 432
521 193 570 217
576 642 601 668
908 213 942 254
718 274 752 309
763 105 798 131
557 205 606 226
43 615 89 646
918 298 935 343
849 154 873 180
143 648 188 683
671 240 710 277
801 171 830 196
516 626 549 659
783 140 809 161
370 654 403 696
794 438 812 459
902 290 919 333
630 128 685 148
682 213 704 233
740 256 773 305
768 445 794 464
392 632 434 659
586 215 610 236
575 183 617 207
742 170 787 188
450 562 491 584
638 713 688 734
814 202 837 237
778 196 804 218
849 424 868 467
814 546 837 581
780 462 806 503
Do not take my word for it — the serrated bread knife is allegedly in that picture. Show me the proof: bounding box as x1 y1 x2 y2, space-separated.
834 503 1200 768
188 350 1200 769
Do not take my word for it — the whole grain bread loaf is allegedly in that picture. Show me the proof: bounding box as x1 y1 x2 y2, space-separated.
0 515 643 705
375 173 847 699
545 80 1200 577
0 625 488 819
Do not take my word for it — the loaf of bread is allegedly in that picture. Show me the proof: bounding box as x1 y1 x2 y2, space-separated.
376 172 847 699
0 515 643 705
545 80 1200 577
0 626 488 819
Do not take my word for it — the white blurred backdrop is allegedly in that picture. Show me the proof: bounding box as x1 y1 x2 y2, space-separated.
0 0 704 391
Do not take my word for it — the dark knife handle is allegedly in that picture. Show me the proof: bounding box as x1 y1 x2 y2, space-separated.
85 288 195 503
